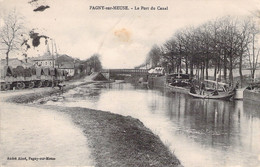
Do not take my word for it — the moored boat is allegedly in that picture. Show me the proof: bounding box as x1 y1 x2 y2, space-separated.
188 91 234 100
166 83 190 94
165 73 191 94
204 79 229 92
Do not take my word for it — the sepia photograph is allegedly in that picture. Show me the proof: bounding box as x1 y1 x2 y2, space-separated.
0 0 260 166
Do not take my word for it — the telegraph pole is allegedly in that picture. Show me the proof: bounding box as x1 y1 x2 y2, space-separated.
51 39 55 87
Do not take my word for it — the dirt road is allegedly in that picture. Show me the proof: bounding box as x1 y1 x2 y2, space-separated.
0 83 94 166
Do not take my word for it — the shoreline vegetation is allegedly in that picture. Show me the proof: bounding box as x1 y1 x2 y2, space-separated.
142 16 260 88
4 80 182 167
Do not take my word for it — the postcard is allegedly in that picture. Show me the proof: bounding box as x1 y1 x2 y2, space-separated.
0 0 260 167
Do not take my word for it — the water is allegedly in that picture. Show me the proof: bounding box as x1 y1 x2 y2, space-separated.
45 82 260 167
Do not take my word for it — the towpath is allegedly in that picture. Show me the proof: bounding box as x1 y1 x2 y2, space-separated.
0 77 95 167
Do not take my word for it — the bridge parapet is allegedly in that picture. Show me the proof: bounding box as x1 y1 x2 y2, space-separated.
101 69 149 75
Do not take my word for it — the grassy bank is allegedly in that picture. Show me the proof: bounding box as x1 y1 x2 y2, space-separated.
6 82 182 167
36 105 181 167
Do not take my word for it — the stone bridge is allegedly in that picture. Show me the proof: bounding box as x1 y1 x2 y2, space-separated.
101 69 149 80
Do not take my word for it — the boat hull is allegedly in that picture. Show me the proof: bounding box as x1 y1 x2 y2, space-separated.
166 84 190 94
188 92 234 100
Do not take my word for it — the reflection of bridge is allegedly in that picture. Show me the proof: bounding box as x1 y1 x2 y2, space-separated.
101 69 149 79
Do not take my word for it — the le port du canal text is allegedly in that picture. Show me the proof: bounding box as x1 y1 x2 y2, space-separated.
89 6 168 10
7 157 55 161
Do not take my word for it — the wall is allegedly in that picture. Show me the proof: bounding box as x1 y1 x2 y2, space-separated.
35 60 54 67
64 69 75 76
243 89 260 102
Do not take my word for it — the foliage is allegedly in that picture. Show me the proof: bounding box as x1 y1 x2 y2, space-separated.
146 45 163 68
87 54 102 72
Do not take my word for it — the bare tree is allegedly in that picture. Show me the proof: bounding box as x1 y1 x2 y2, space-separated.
144 15 259 84
246 21 260 81
162 39 178 73
0 10 25 65
234 17 254 87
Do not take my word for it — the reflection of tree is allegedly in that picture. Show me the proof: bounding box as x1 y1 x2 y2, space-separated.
243 100 260 119
167 93 174 119
183 99 243 147
177 94 181 118
157 90 259 159
243 100 260 154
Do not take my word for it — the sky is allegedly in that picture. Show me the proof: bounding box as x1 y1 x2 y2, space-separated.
0 0 259 68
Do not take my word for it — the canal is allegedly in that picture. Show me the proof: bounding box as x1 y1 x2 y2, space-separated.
45 82 260 167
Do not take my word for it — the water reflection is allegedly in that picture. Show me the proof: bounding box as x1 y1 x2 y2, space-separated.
45 82 260 167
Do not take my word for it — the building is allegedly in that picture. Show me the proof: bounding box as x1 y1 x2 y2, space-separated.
55 54 77 77
31 52 55 67
148 67 165 76
58 62 75 76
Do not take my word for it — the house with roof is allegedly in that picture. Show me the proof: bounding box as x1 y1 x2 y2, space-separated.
58 62 75 76
30 53 81 77
55 54 76 76
31 52 55 67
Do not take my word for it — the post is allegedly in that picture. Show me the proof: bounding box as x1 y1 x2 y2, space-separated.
51 39 54 87
6 54 8 66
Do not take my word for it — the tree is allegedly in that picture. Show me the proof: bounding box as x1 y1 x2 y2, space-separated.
88 54 102 72
235 18 254 87
0 10 25 65
146 45 163 68
144 15 259 84
245 20 260 81
163 39 178 73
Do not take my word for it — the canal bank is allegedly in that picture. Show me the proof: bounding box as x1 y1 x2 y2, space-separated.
1 80 181 167
38 82 260 167
147 75 260 103
243 89 260 102
37 105 181 167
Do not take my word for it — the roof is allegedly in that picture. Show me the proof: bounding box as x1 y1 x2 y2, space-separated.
58 62 74 69
31 52 54 61
148 67 165 74
55 54 74 64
